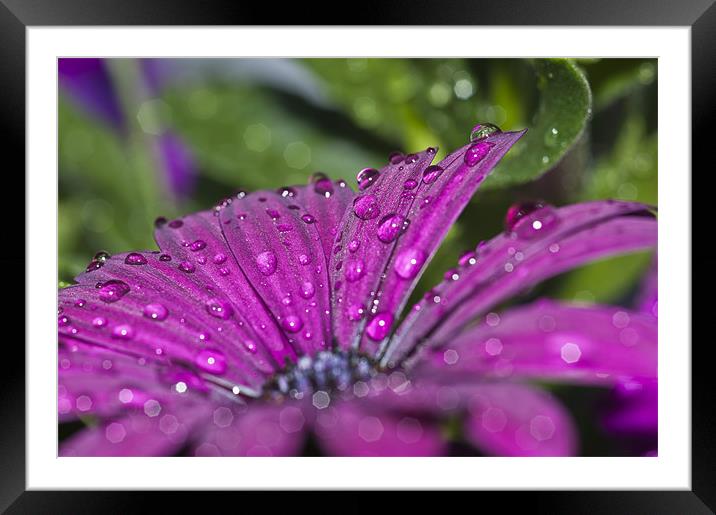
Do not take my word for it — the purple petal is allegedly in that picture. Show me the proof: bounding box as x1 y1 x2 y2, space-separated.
637 257 658 317
330 131 526 355
60 399 211 457
154 133 197 199
414 300 657 385
385 201 657 367
218 185 351 355
58 58 124 130
313 396 446 457
463 383 577 456
191 402 307 456
603 379 658 435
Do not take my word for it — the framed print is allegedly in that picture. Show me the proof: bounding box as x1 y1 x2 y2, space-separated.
3 0 710 511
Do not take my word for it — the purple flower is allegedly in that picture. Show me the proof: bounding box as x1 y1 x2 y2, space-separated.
57 125 657 456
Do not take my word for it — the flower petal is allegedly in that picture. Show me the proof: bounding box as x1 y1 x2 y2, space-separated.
218 184 350 355
384 200 657 366
415 300 657 385
637 257 658 317
603 378 658 435
313 396 446 456
191 402 308 456
331 131 526 355
463 383 577 456
60 399 211 457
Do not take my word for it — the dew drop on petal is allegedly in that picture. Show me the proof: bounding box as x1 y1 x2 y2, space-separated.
143 303 169 321
505 202 560 239
159 254 172 262
347 303 366 321
421 165 444 185
344 258 366 283
189 240 207 252
281 315 304 333
365 312 394 341
111 324 134 340
388 151 404 164
213 253 227 264
464 141 493 166
353 194 381 220
301 214 316 224
256 251 278 276
377 214 408 243
470 122 502 142
357 168 380 190
125 253 147 265
205 298 234 320
300 281 316 299
195 349 227 375
178 261 196 273
98 280 131 303
393 248 426 279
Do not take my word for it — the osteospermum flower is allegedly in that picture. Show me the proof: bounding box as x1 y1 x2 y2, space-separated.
58 124 657 456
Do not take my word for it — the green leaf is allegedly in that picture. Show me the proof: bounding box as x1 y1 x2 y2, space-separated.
483 59 592 189
582 58 657 111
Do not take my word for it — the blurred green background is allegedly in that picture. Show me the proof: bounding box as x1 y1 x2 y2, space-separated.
58 58 657 456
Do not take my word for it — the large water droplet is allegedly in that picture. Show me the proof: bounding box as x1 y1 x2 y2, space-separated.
470 123 502 142
300 281 316 299
357 168 380 190
377 214 409 243
403 179 418 190
311 173 334 197
195 349 227 375
345 258 366 283
205 298 234 320
281 315 304 333
464 141 494 166
189 240 207 252
125 253 147 265
143 303 169 321
505 202 560 239
98 280 131 303
389 151 404 164
178 261 196 273
404 153 419 164
353 194 381 220
365 312 394 341
348 239 361 253
422 165 444 185
256 251 278 276
394 248 426 279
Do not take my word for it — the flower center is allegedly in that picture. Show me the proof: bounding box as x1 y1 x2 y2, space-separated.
263 350 377 401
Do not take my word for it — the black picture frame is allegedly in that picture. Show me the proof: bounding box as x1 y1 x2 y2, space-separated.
3 0 709 511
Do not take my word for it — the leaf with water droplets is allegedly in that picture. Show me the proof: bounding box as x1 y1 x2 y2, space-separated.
483 59 592 189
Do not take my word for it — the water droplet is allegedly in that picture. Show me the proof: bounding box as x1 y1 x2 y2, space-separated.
403 179 418 190
353 194 381 220
125 253 147 265
347 303 365 321
444 268 460 281
311 173 334 197
159 254 172 262
357 168 380 190
277 186 297 198
281 315 304 333
178 261 196 273
195 349 227 374
345 258 366 283
112 324 134 340
365 312 394 341
505 202 559 239
458 250 477 266
470 123 501 141
58 315 71 327
213 253 227 264
98 280 131 303
92 316 107 328
301 214 316 224
544 127 559 147
86 260 103 272
404 153 419 164
421 165 444 184
298 254 311 266
205 298 234 320
426 147 437 154
94 251 111 262
348 240 361 253
168 220 184 229
377 214 408 243
299 281 315 299
389 151 404 164
464 141 494 166
256 251 277 276
189 240 207 252
393 248 426 279
154 217 168 228
143 303 169 321
74 298 86 308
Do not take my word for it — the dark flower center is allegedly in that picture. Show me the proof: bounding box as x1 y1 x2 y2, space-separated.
263 350 377 402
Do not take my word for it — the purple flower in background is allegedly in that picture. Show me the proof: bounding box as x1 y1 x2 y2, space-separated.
59 58 197 199
57 125 657 456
